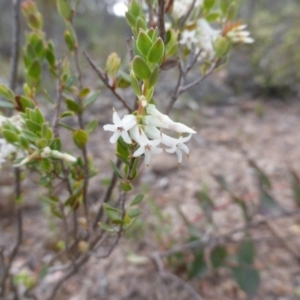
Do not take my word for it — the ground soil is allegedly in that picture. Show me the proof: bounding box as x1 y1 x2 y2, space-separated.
1 97 300 300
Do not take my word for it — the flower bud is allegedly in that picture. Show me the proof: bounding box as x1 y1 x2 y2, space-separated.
106 52 121 78
78 241 89 253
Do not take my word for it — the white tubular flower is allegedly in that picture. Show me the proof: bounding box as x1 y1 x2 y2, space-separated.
0 114 24 130
145 104 196 134
51 150 77 163
130 125 162 166
41 146 77 163
195 19 220 59
0 115 7 127
0 138 17 168
41 146 51 158
172 0 203 19
225 24 254 44
14 151 39 168
179 30 198 49
103 110 137 144
145 126 191 164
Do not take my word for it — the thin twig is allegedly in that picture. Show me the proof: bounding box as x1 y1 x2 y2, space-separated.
0 0 22 296
51 64 63 136
157 208 300 258
126 37 134 61
9 0 21 92
1 204 23 296
83 50 132 112
93 159 122 229
152 252 202 300
179 0 196 29
166 60 217 113
158 0 166 42
70 21 92 237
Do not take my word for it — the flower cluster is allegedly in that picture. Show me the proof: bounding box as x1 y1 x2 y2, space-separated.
171 0 203 20
0 114 76 169
104 105 196 166
0 114 25 168
224 23 254 44
180 18 220 59
180 18 254 59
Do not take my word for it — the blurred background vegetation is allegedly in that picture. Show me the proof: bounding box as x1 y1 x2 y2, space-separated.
0 0 299 100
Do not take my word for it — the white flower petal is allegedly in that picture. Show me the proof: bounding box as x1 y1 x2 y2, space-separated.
133 146 145 157
103 124 116 132
178 143 189 154
144 150 152 166
121 131 132 144
151 147 163 154
110 131 121 143
113 111 122 125
176 147 183 163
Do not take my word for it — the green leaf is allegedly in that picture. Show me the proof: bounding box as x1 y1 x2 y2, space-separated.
36 138 48 149
238 239 255 266
226 2 237 21
22 130 39 142
259 188 280 215
137 31 153 57
40 158 52 172
45 47 56 67
103 203 121 220
65 99 80 113
73 129 88 149
28 60 42 80
148 64 159 89
130 71 141 95
130 0 142 18
0 84 15 102
60 111 74 118
147 28 158 41
99 222 118 233
204 0 216 11
130 194 144 206
86 119 98 134
148 38 165 64
79 87 90 98
211 246 227 268
232 266 260 299
49 137 62 151
0 100 14 109
196 190 214 222
65 75 77 89
119 181 133 192
214 37 230 58
109 159 123 179
126 207 142 218
103 203 122 213
290 170 300 207
19 96 35 111
19 135 30 149
132 56 151 80
38 265 49 280
188 251 208 279
41 124 53 140
117 71 131 89
125 11 136 28
136 16 147 32
219 0 233 14
56 0 72 20
2 130 19 143
83 92 100 108
206 12 220 22
25 120 41 132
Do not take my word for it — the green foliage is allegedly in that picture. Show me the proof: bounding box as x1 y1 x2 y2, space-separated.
250 1 300 91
